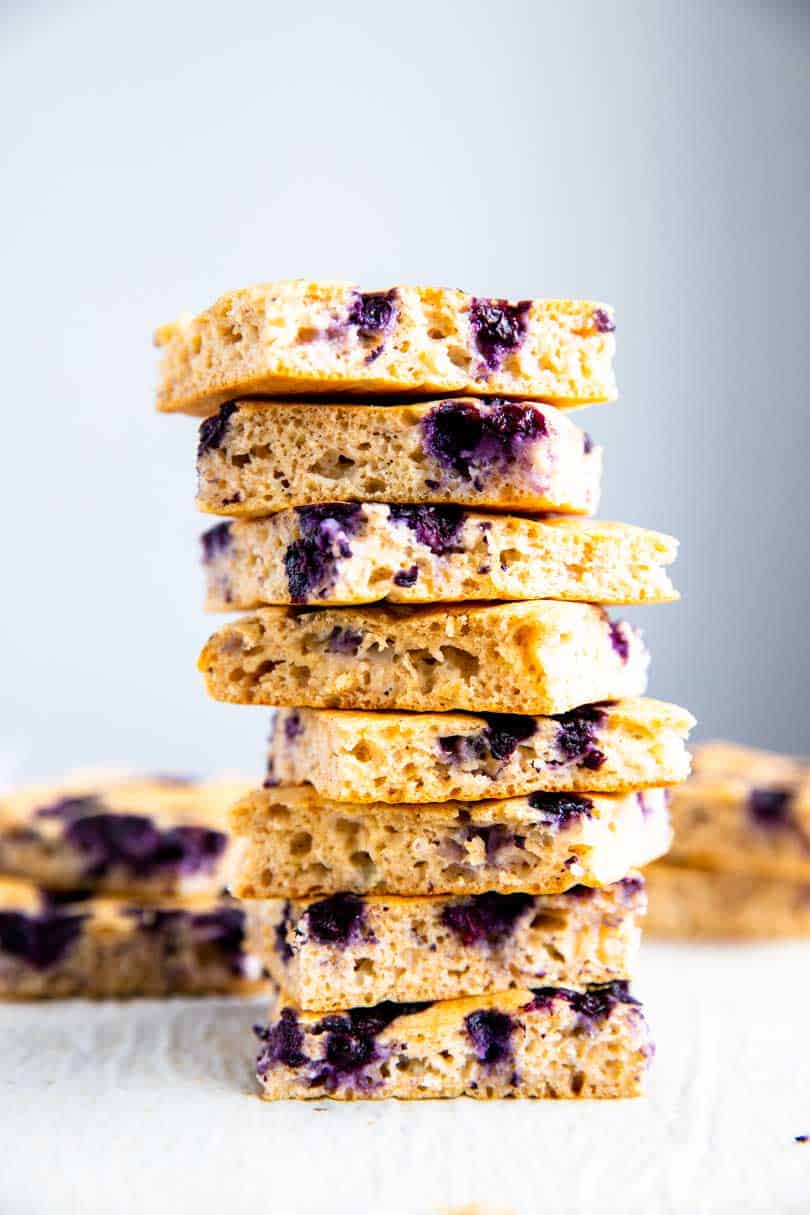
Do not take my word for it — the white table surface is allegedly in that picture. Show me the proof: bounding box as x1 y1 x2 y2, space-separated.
1 941 807 1215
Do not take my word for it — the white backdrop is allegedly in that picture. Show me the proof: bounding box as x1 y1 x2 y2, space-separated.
0 6 809 1212
1 1 808 783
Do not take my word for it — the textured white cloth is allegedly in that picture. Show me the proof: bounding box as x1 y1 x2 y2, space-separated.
0 943 806 1214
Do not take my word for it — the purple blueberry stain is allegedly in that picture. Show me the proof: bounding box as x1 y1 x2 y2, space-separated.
469 298 531 373
284 505 365 603
125 905 247 974
198 401 238 457
389 505 466 555
592 308 615 334
528 792 595 829
608 620 631 663
422 398 548 484
748 787 793 828
346 289 398 339
255 1008 308 1075
325 626 364 656
439 713 537 769
283 711 304 743
564 884 596 900
465 1009 516 1067
306 1001 431 1092
201 521 232 564
617 875 645 905
36 798 227 880
305 893 366 946
636 792 654 817
524 980 639 1033
551 704 608 771
0 908 88 970
274 900 294 962
393 565 419 588
464 823 519 862
583 432 594 455
441 892 533 946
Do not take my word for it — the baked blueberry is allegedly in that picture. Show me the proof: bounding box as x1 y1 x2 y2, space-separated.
464 1008 515 1066
198 402 239 457
305 893 365 946
469 298 531 371
388 505 465 555
528 792 595 827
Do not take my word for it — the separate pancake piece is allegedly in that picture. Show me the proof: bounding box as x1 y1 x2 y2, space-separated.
668 741 810 881
0 878 263 999
254 981 651 1100
0 774 250 897
155 280 617 414
644 864 810 940
203 508 678 608
266 698 694 803
196 398 601 517
247 877 645 1009
198 601 650 715
228 785 672 899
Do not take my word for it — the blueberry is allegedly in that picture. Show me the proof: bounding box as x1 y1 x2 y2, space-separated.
551 704 608 770
469 298 531 372
43 806 227 881
307 1001 430 1091
527 792 594 828
124 905 246 972
748 788 793 828
583 432 594 454
441 892 533 946
592 308 615 333
439 713 536 767
0 909 87 970
283 711 304 742
36 795 104 823
465 823 516 861
617 875 645 903
608 620 630 663
325 626 363 656
480 714 537 762
187 907 246 973
525 980 638 1029
274 900 294 962
284 505 364 603
393 565 419 587
389 505 465 555
255 1008 308 1075
465 1009 515 1066
200 521 232 563
346 290 398 338
422 399 547 482
198 402 238 457
305 893 365 946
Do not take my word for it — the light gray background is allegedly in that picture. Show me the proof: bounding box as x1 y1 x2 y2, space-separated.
1 0 808 783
